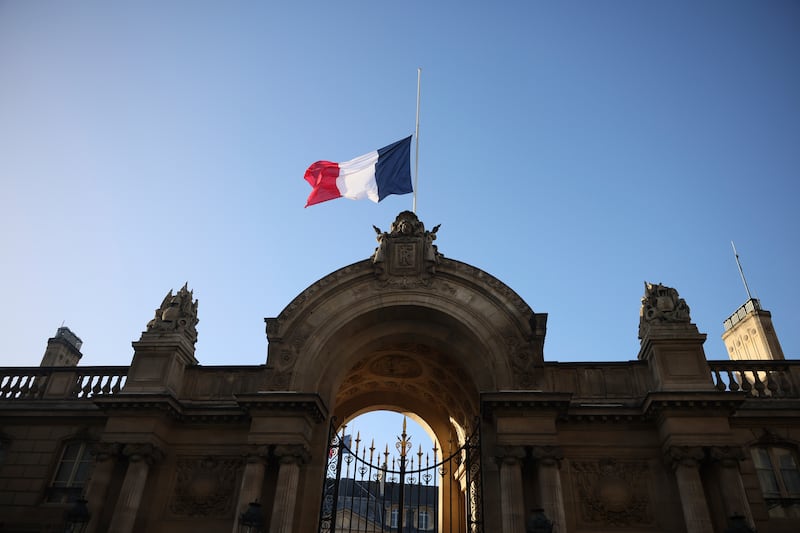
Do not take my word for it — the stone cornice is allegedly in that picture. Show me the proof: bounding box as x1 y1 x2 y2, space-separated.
481 391 572 419
94 392 329 424
642 391 746 419
93 393 247 423
235 393 328 423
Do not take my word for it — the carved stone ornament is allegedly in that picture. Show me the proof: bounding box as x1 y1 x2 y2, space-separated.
122 442 164 464
665 445 705 469
372 211 441 282
572 459 653 527
639 281 691 336
169 456 241 518
274 444 311 465
146 282 199 343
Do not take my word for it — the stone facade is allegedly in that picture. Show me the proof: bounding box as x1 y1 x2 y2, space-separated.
1 212 799 533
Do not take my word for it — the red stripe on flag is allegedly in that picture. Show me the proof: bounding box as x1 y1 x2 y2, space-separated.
304 160 342 207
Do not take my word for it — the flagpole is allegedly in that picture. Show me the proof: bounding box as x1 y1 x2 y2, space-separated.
413 67 421 214
731 241 754 301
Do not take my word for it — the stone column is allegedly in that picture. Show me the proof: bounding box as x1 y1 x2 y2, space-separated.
531 446 566 533
232 447 269 533
496 446 526 533
108 444 163 533
85 443 120 533
668 446 713 533
270 444 309 533
709 447 754 527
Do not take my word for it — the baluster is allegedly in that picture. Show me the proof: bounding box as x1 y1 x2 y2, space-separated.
752 370 767 397
740 371 752 395
713 368 726 391
17 376 31 399
111 375 122 394
92 375 103 396
780 371 794 397
6 375 20 398
69 374 82 398
727 368 740 392
766 371 781 397
80 374 92 398
27 375 41 399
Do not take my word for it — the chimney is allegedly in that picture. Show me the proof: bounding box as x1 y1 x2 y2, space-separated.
40 327 83 367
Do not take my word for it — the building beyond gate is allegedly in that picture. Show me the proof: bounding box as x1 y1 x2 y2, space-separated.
1 211 799 533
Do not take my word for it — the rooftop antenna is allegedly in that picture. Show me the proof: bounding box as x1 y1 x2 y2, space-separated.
731 241 754 301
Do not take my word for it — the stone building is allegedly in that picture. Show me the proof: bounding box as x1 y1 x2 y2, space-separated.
0 211 798 533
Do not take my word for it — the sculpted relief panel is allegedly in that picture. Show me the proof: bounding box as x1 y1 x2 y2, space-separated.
169 456 241 518
571 459 654 528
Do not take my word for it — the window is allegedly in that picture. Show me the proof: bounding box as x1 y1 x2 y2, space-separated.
390 508 399 528
47 442 92 503
752 447 800 518
418 509 430 529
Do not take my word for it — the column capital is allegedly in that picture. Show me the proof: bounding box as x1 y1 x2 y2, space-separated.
122 443 165 465
530 445 564 467
708 446 746 468
243 445 270 464
495 445 526 466
91 442 122 462
274 444 310 465
666 445 705 469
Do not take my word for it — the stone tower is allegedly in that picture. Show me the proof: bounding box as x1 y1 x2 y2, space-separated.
722 298 785 360
39 326 83 366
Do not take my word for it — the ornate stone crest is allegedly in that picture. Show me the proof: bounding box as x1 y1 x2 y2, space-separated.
639 282 691 338
146 283 199 343
169 456 240 518
372 211 441 282
572 459 653 527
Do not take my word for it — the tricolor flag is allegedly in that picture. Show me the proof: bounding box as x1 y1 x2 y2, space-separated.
304 136 413 207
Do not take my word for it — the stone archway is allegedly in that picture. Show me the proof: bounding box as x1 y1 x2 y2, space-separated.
262 211 547 531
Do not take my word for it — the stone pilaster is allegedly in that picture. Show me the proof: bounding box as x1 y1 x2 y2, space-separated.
108 443 163 533
531 446 566 533
85 442 120 533
232 446 269 533
269 444 310 533
667 446 713 533
496 446 526 533
709 446 754 528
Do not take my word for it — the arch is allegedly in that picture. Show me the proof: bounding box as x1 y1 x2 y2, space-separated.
264 212 548 424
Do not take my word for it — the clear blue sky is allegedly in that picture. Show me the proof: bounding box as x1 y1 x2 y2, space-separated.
2 1 799 375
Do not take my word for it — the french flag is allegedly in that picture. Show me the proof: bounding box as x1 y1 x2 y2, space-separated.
304 136 413 207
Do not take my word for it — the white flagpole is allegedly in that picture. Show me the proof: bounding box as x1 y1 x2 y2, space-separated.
413 67 421 214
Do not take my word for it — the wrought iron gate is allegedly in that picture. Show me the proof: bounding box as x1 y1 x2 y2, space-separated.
318 418 483 533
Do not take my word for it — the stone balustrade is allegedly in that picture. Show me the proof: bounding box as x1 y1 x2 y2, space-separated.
708 360 800 398
0 366 128 400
